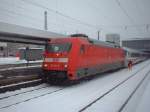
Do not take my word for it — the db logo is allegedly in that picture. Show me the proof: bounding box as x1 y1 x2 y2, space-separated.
53 58 59 62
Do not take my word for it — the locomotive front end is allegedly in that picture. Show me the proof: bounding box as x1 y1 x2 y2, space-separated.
42 42 72 80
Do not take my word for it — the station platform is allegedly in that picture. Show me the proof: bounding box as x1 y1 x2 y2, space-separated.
0 57 42 65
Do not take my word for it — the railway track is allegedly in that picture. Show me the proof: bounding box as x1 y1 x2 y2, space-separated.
0 60 42 82
118 69 150 112
0 65 43 93
0 74 41 86
0 66 42 79
0 84 48 100
79 61 150 112
0 78 42 93
0 85 66 110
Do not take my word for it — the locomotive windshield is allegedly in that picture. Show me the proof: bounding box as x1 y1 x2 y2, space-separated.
47 43 72 53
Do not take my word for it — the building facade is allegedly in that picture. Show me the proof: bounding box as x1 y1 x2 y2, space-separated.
122 39 150 54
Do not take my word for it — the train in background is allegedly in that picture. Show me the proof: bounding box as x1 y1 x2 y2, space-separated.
42 34 148 81
123 47 148 66
18 47 43 61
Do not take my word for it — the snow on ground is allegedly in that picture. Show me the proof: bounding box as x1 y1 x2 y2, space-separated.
0 57 42 65
85 61 150 112
135 77 150 112
0 57 21 65
0 60 149 112
0 84 49 99
120 66 150 112
0 86 62 109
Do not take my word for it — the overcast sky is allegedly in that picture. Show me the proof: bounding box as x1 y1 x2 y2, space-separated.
0 0 150 40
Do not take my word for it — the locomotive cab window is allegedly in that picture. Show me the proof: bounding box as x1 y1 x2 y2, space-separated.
47 43 72 53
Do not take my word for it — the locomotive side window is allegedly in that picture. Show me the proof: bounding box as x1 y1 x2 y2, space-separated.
47 43 72 53
80 45 85 54
0 47 4 51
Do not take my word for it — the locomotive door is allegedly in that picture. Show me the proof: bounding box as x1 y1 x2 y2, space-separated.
80 44 88 75
80 45 86 66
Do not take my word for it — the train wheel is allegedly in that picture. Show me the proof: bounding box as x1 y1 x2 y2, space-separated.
41 71 48 82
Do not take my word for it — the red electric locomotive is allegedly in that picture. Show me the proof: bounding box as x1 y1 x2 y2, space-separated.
42 34 125 81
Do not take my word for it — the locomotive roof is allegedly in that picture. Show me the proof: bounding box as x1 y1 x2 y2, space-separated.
87 38 119 48
49 36 120 48
69 33 120 48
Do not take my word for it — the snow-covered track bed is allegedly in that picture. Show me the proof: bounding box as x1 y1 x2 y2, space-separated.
0 66 43 92
0 82 47 100
0 66 42 79
0 84 65 110
0 78 42 93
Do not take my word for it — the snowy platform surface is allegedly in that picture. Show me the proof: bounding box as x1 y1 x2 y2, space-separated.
0 57 42 65
0 57 20 65
0 60 150 112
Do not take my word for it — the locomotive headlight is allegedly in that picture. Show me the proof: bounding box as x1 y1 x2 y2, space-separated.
64 64 68 68
44 64 48 67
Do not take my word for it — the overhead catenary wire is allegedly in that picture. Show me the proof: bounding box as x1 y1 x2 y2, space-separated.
0 0 96 35
85 0 150 33
115 0 142 35
21 0 111 38
100 24 150 29
9 0 150 31
85 0 113 33
3 0 149 38
21 0 99 30
0 7 43 27
87 0 112 25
